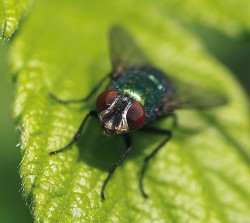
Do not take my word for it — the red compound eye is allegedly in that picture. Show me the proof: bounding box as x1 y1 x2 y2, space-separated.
127 101 146 130
96 90 118 112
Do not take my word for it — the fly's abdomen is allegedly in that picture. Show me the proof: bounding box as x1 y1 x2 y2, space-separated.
109 68 172 121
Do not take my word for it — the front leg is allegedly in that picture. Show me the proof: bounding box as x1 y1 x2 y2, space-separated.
139 127 172 198
49 74 111 104
101 134 132 201
50 111 98 155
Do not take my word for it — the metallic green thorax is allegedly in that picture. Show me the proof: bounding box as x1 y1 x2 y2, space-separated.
109 68 172 122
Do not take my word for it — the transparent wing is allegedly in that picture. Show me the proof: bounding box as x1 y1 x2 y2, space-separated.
109 26 228 111
162 78 228 111
109 26 151 78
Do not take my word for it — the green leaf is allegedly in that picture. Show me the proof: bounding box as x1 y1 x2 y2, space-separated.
10 0 250 222
0 0 32 40
152 0 250 38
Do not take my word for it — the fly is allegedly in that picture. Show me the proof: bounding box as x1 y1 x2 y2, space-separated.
50 26 227 200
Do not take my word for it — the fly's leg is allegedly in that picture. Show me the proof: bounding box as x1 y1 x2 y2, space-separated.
50 111 98 155
101 134 132 201
49 74 111 104
139 127 172 198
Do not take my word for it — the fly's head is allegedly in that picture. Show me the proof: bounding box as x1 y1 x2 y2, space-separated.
96 90 146 135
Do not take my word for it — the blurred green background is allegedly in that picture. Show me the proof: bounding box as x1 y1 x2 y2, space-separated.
0 3 250 223
0 44 32 222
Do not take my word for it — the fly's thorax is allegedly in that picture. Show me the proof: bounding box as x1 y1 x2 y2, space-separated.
109 68 172 121
96 90 146 135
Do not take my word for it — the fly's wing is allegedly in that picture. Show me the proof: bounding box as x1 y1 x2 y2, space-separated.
109 26 228 111
109 26 151 78
162 78 228 112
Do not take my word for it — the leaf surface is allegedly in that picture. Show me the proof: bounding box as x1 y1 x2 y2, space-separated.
10 0 250 222
0 0 31 40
